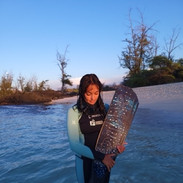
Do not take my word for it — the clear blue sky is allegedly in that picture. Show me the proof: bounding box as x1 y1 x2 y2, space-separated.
0 0 183 90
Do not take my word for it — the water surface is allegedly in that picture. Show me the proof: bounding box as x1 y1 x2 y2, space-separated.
0 104 182 183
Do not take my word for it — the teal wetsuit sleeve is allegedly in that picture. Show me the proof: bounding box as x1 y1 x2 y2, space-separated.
67 107 94 159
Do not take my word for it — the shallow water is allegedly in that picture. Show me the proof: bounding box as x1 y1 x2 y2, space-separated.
0 104 183 183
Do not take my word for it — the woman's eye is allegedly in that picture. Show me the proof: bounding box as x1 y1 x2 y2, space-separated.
86 92 91 96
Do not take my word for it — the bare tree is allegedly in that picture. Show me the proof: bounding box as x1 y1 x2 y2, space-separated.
164 28 182 60
119 9 157 76
17 75 25 92
57 46 72 93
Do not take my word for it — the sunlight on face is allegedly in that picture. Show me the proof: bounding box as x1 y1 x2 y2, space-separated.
84 84 99 105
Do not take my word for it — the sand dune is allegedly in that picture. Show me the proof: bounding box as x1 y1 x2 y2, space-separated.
50 82 183 113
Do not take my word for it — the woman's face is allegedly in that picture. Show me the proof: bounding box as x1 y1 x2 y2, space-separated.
84 84 100 105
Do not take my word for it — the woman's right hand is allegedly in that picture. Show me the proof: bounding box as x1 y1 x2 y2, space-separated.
102 154 115 172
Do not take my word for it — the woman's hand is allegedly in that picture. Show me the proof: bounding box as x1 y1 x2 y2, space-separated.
117 141 127 153
102 154 115 172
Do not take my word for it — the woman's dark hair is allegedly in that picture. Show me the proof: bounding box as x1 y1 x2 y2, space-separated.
76 74 106 114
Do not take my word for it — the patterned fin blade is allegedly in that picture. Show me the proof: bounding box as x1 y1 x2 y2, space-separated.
95 85 139 154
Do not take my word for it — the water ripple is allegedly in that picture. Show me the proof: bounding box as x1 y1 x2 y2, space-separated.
0 104 183 183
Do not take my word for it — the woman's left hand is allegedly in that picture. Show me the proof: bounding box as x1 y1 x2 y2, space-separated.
102 154 115 172
117 141 127 153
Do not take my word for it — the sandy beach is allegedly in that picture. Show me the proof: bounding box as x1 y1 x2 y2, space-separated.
49 82 183 113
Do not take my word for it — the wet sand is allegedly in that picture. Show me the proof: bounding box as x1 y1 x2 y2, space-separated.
49 82 183 113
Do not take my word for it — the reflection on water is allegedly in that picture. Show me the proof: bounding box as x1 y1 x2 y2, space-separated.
0 105 183 183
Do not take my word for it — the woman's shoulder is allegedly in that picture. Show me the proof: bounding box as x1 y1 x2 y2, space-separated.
68 105 78 113
68 105 82 118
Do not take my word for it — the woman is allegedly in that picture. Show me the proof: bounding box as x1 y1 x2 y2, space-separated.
67 74 125 183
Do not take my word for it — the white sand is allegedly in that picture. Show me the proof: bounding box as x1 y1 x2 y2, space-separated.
49 82 183 113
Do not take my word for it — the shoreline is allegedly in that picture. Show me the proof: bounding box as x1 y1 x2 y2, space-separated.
49 82 183 113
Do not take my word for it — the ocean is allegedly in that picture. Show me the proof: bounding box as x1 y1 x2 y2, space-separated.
0 102 183 183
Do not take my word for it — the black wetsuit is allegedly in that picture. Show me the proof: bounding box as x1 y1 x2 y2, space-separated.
79 104 110 183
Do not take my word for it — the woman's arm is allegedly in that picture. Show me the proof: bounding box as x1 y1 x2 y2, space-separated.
67 107 94 159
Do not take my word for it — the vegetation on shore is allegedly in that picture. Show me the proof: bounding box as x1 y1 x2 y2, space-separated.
119 10 183 88
122 56 183 87
0 89 74 105
0 74 116 105
0 45 75 105
0 74 76 105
